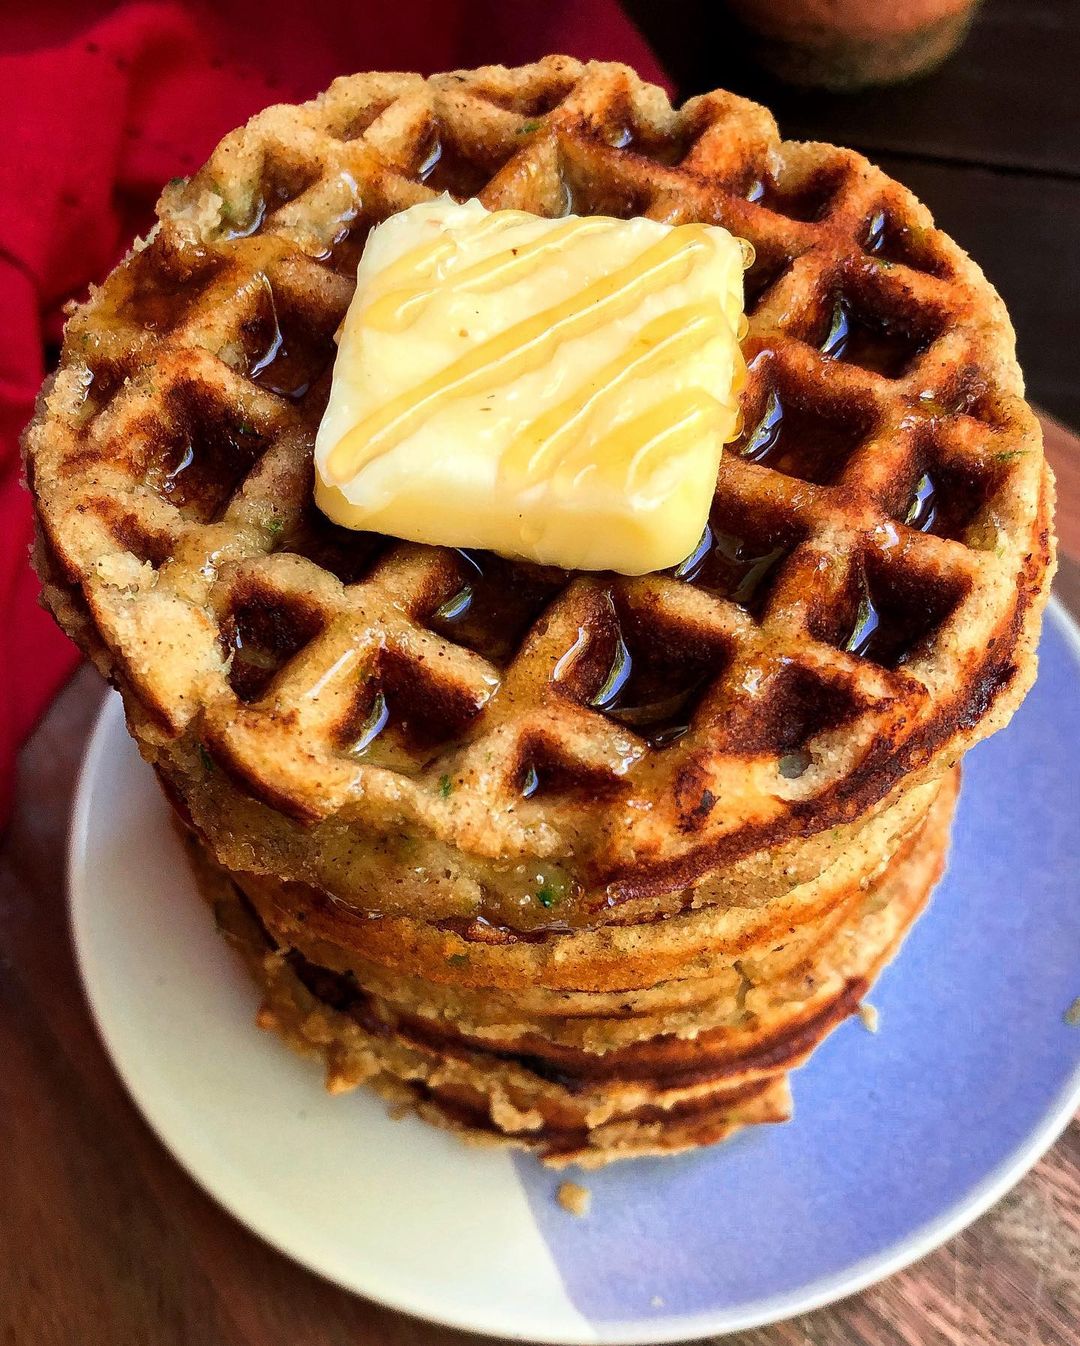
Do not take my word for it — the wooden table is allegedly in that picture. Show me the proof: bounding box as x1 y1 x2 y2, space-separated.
2 413 1077 1344
6 4 1080 1329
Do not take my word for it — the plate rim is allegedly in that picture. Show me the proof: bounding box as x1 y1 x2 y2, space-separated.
68 594 1080 1346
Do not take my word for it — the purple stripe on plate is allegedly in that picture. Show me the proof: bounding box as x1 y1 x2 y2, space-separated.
515 604 1080 1329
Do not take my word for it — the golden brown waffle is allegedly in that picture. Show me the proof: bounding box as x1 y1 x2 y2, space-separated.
229 773 945 998
194 768 956 1166
27 57 1053 933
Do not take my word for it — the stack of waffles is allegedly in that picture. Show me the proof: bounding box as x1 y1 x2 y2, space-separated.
26 58 1054 1165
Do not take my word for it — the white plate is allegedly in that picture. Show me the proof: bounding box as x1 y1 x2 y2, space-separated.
70 599 1080 1344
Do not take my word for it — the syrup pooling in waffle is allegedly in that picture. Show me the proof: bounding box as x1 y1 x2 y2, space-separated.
28 58 1053 931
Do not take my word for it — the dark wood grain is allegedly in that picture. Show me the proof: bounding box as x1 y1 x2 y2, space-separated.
2 422 1078 1342
627 0 1080 176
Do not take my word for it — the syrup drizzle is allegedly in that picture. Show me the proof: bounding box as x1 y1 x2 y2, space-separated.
366 215 606 333
842 577 882 658
671 526 714 583
836 565 955 669
739 388 783 463
862 207 943 277
675 526 789 613
502 305 730 490
432 549 485 625
587 631 632 710
598 655 706 748
428 550 566 666
904 470 937 531
351 690 390 754
343 655 491 770
416 134 493 200
417 133 443 182
324 223 716 483
161 442 196 497
247 290 331 401
155 415 268 522
735 383 866 487
228 630 285 701
864 208 888 254
819 296 923 379
432 585 474 623
582 613 715 748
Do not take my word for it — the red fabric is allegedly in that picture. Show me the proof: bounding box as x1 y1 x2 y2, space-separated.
0 1 663 821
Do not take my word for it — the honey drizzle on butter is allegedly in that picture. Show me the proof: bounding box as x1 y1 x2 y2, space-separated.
369 207 526 283
324 223 717 485
501 304 727 488
554 388 727 492
366 216 611 332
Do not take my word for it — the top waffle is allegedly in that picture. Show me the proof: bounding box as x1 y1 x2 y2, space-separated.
27 57 1054 929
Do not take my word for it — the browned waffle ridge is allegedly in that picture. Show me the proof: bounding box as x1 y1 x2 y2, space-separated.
196 767 956 1166
27 57 1053 935
229 772 946 997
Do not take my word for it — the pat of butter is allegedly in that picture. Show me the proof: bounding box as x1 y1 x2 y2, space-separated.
314 196 747 575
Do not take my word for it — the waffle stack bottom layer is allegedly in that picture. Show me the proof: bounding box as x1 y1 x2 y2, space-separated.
183 768 958 1167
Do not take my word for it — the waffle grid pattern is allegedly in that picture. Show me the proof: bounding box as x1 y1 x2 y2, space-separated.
28 57 1051 912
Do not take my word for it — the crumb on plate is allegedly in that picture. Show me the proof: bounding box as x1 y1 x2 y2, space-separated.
557 1181 591 1217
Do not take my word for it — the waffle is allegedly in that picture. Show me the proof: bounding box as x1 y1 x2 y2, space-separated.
27 57 1053 936
219 772 946 999
25 58 1055 1164
191 768 956 1166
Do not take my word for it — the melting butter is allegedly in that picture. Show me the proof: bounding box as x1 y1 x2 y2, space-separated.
315 196 747 575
